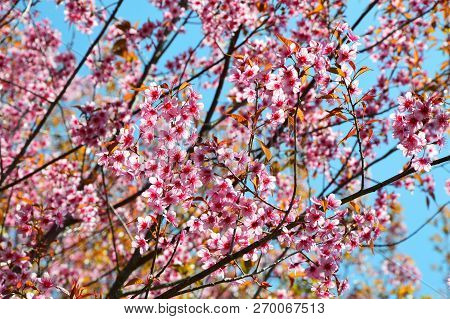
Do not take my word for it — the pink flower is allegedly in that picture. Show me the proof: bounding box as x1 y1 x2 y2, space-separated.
197 247 212 263
266 74 283 92
414 101 432 121
280 65 298 83
319 256 338 277
347 29 359 42
97 151 109 166
305 264 321 279
260 173 276 191
137 216 152 233
337 44 357 64
144 82 162 103
132 234 149 254
397 92 415 112
266 109 285 127
348 80 362 96
184 173 203 189
244 213 263 236
161 97 179 120
412 157 431 172
165 210 178 227
397 132 427 156
315 71 330 87
228 68 242 83
326 194 341 210
37 272 55 290
305 207 325 227
187 216 204 232
242 65 259 82
119 126 135 148
296 48 315 67
295 233 315 252
338 63 353 84
54 210 65 228
243 250 259 262
242 85 256 102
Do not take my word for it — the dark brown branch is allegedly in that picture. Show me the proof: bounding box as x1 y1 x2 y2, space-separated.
101 168 120 273
328 145 397 195
32 178 151 263
176 250 300 296
0 0 19 28
351 0 379 30
318 141 358 198
198 26 241 137
144 215 162 298
0 77 54 103
252 247 289 298
155 154 450 298
347 84 366 190
340 155 450 205
364 202 448 248
0 145 82 192
106 249 160 298
130 15 271 118
112 182 151 208
126 10 192 111
359 2 438 53
0 0 124 186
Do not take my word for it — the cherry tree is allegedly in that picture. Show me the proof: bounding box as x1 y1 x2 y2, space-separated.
0 0 448 299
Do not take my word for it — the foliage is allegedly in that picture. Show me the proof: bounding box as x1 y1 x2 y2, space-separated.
0 0 448 299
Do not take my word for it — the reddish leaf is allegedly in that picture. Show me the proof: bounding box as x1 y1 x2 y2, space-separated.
349 61 356 71
335 112 348 121
323 107 344 119
125 278 144 287
306 1 324 17
116 20 131 33
274 33 299 52
318 93 339 100
367 128 374 141
349 201 361 213
178 82 190 91
112 38 127 57
228 113 249 127
260 281 272 289
355 66 371 79
297 108 305 122
104 140 119 154
365 119 381 125
130 85 149 92
256 138 272 161
328 67 345 77
338 127 357 145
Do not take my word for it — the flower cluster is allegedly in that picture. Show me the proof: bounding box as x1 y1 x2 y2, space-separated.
70 102 108 146
391 92 448 170
61 0 99 34
382 254 421 289
97 83 205 253
1 0 447 300
70 100 131 146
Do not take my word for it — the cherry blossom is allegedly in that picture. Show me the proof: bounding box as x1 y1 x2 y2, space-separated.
0 0 448 301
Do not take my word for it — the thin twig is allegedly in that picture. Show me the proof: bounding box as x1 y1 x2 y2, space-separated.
0 0 124 186
101 168 120 273
364 202 449 247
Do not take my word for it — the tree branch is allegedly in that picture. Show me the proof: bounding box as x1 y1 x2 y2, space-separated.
363 201 449 248
0 0 124 186
155 154 450 298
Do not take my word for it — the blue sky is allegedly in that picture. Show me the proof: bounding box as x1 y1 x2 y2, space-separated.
344 0 449 298
33 0 449 297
